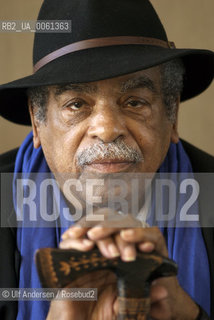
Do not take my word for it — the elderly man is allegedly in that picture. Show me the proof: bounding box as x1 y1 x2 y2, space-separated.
0 0 213 319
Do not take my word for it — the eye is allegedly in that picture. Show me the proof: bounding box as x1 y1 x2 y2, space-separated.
63 99 86 110
125 97 149 108
127 100 141 107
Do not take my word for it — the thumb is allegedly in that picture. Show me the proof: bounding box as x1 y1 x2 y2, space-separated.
150 282 168 304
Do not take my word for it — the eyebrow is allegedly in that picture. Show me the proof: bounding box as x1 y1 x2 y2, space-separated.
54 83 97 96
54 75 158 97
120 76 158 94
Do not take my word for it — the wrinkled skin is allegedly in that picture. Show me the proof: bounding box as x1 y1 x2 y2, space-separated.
46 212 198 320
30 67 199 319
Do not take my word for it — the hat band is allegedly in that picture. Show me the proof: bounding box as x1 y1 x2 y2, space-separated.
33 36 175 73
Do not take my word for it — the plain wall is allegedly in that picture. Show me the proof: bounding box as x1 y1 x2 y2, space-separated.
0 0 213 155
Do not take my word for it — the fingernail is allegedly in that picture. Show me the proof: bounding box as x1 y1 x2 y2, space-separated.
140 242 155 251
83 239 94 246
59 242 64 248
59 241 69 249
67 227 82 237
61 233 68 240
123 247 136 261
108 244 120 257
61 229 76 239
120 229 134 239
87 226 103 238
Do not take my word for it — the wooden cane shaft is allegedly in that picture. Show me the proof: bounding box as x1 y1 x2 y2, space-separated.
35 248 177 319
117 297 150 320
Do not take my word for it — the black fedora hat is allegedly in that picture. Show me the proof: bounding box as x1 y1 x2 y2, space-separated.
0 0 213 125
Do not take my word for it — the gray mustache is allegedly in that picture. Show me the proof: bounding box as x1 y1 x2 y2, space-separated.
77 140 144 166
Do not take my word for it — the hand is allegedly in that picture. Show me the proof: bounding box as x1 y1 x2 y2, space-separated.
47 208 200 320
46 270 118 320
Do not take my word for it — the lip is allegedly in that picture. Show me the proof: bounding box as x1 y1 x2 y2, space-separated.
83 160 136 173
90 159 131 164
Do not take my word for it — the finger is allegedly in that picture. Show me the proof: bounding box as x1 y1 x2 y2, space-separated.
59 238 94 251
149 284 171 319
138 241 155 252
113 297 119 318
61 212 103 240
114 233 136 261
96 237 120 258
150 299 171 320
150 284 168 304
87 208 142 228
87 222 140 241
62 209 121 240
120 227 168 257
86 208 120 227
61 225 89 240
87 226 119 241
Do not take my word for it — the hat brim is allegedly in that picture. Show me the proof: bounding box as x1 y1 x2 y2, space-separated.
0 45 213 125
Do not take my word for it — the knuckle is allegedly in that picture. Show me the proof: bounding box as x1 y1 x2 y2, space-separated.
152 226 160 233
114 232 122 244
153 226 163 240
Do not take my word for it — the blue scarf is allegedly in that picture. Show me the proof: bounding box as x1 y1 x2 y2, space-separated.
13 132 210 319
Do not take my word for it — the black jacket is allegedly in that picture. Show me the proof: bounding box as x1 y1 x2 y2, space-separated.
0 141 214 319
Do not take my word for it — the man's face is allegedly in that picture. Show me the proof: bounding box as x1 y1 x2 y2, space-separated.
30 66 179 177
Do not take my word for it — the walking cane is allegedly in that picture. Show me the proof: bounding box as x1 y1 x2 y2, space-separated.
35 248 177 319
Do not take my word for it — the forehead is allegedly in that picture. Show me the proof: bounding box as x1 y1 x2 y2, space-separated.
53 66 161 96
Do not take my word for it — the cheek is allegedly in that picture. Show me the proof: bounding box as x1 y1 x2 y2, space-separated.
38 121 87 173
130 117 172 171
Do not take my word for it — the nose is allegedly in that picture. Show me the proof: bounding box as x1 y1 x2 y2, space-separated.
87 103 127 143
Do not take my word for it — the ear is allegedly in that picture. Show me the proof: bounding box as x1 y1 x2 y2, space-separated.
170 98 180 144
28 99 41 149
